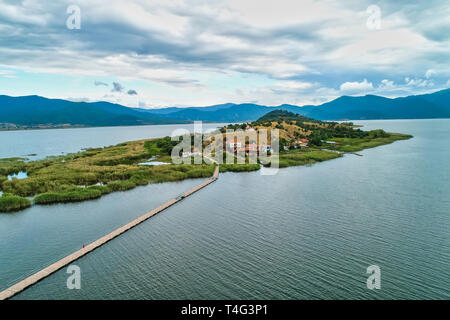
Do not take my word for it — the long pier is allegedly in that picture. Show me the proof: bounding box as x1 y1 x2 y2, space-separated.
0 165 219 300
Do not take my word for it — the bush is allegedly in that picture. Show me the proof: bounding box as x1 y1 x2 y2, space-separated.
0 158 27 176
107 180 137 192
87 185 111 195
130 171 152 185
34 187 103 205
1 177 67 197
0 194 32 212
369 129 389 138
185 168 213 178
220 164 260 172
266 150 342 168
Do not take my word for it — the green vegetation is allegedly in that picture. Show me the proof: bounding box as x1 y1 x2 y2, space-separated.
248 110 377 148
144 136 180 156
0 111 412 213
269 150 342 168
331 132 412 153
257 110 317 123
0 193 32 212
35 187 103 204
222 110 412 168
224 123 248 131
0 137 216 212
220 163 261 172
0 158 27 176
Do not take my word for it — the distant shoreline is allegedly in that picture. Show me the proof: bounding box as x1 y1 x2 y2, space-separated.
0 111 413 213
1 118 449 132
0 121 219 132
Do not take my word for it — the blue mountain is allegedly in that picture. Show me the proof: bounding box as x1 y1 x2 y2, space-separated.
298 90 450 120
0 89 449 128
0 95 188 127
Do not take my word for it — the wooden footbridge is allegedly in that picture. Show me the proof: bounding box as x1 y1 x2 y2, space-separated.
0 165 220 300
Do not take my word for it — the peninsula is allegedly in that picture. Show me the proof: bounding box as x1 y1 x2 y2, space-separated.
0 111 412 212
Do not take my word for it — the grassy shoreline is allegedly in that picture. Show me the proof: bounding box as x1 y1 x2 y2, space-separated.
0 193 32 212
0 128 412 212
333 132 413 153
271 131 412 168
0 138 218 212
0 120 232 132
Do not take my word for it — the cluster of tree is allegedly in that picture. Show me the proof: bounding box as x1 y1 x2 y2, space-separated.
368 129 389 138
153 136 181 155
225 123 248 131
330 126 369 139
279 137 289 151
257 110 317 123
219 111 391 149
252 121 272 127
308 135 323 146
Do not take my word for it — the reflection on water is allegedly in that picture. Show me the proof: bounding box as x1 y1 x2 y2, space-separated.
7 171 28 180
138 161 171 166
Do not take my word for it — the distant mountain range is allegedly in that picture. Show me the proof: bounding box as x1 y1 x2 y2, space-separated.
1 89 449 129
0 95 189 128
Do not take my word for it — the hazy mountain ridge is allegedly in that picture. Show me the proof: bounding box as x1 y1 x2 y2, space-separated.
0 95 189 127
145 89 450 121
0 89 449 128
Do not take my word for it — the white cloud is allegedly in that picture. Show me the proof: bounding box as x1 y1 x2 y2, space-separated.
0 69 16 78
405 77 433 87
0 0 449 106
230 57 310 79
227 0 347 27
379 79 396 90
340 79 374 94
425 69 437 79
273 80 316 91
0 0 49 26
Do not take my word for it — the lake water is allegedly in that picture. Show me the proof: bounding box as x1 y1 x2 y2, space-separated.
0 123 225 160
7 171 28 180
0 119 449 299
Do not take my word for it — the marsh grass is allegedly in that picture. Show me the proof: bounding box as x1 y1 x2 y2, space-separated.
0 137 217 211
274 150 343 168
0 175 7 186
333 133 413 152
0 158 27 176
0 193 32 212
0 129 412 212
220 164 261 172
34 187 103 204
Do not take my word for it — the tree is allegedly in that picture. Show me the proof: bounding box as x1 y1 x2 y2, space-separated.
310 135 322 146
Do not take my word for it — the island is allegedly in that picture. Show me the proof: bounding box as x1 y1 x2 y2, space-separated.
0 111 412 212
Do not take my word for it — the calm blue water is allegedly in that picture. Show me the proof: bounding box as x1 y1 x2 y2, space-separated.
7 171 28 180
0 123 225 160
0 120 449 299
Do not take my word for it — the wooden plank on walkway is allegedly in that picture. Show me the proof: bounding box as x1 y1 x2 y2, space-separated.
0 166 219 300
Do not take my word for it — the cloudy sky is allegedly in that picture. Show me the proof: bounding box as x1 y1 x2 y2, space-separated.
0 0 449 108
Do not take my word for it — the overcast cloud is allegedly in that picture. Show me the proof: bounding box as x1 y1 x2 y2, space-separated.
0 0 448 107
